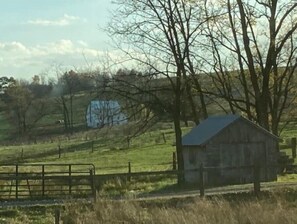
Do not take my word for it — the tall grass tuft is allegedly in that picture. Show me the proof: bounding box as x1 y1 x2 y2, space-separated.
61 191 297 224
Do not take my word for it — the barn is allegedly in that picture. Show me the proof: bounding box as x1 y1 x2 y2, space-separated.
182 115 279 186
86 100 128 128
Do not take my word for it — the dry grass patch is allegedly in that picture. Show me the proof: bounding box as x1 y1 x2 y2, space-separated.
61 190 297 224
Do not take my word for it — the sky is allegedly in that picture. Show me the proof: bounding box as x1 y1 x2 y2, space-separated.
0 0 116 81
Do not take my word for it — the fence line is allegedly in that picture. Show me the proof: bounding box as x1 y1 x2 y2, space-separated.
0 163 96 201
0 163 296 201
94 164 297 197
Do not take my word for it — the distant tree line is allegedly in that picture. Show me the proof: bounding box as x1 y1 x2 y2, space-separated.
0 72 98 139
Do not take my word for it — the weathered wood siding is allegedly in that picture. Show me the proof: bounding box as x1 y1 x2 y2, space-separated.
183 146 206 183
183 118 278 185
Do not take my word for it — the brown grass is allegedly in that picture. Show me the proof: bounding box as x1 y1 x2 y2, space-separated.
61 190 297 224
3 188 297 223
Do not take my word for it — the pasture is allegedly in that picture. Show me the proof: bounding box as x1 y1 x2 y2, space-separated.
0 113 296 223
0 121 296 192
0 124 179 173
0 122 295 202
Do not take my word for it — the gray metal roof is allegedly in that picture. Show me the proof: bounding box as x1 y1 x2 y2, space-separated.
182 114 241 146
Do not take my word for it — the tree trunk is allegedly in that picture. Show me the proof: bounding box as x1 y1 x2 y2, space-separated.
70 95 73 133
256 96 270 131
61 96 70 131
173 117 184 185
192 76 208 120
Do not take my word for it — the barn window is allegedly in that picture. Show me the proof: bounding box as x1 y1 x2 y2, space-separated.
188 149 197 165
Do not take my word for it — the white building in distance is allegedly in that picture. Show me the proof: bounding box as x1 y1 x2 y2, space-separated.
86 100 128 128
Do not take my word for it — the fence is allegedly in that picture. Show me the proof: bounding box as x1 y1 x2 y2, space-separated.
93 163 297 198
0 163 96 201
0 163 296 202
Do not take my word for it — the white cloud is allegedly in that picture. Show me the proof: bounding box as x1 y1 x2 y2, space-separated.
77 40 88 47
0 40 104 79
26 14 85 26
0 40 100 62
32 40 98 57
63 14 79 20
0 41 29 53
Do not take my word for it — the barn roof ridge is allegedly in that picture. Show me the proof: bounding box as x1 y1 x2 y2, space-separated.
238 116 279 140
182 114 278 146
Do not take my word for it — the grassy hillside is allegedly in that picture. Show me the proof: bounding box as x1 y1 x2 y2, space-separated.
0 98 296 198
42 92 92 126
0 123 187 197
0 117 296 216
31 93 94 136
0 116 297 171
0 91 97 141
0 123 190 173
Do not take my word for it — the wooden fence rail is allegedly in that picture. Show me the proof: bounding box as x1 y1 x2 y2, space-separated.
0 163 296 202
0 163 96 201
94 163 297 197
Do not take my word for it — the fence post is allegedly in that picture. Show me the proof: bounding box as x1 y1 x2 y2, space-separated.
69 165 72 195
291 137 296 159
15 164 19 199
172 152 177 170
253 164 261 196
54 209 60 224
199 163 205 197
128 162 131 181
91 141 94 153
89 169 96 202
21 148 24 160
42 165 45 197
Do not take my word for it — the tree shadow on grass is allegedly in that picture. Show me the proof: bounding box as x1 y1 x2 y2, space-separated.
138 182 200 198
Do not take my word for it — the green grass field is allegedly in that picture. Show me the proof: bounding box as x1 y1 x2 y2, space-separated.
0 124 188 173
0 101 297 199
0 124 187 199
0 116 297 223
0 119 296 173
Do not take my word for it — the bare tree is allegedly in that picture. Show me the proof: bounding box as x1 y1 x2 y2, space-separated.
108 0 210 183
203 0 297 135
55 70 82 132
3 81 51 138
5 83 33 136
